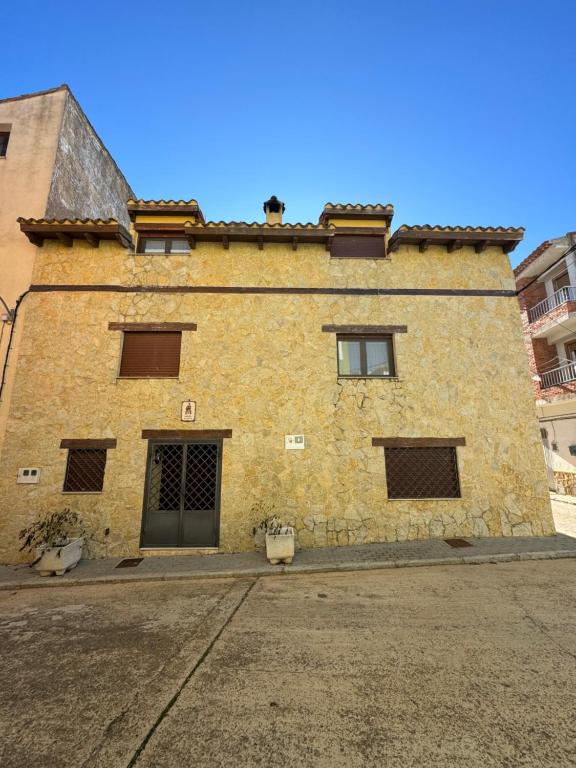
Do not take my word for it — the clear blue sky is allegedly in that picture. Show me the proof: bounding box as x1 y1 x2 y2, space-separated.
2 0 575 266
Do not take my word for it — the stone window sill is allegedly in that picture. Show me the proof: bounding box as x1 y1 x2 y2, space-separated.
386 497 462 501
116 377 180 380
62 492 103 495
337 376 401 381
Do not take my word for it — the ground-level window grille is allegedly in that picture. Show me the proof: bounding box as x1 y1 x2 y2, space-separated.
63 449 107 492
385 447 461 499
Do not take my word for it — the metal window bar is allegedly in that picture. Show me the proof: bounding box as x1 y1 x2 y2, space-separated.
63 448 107 492
384 447 461 499
540 361 576 389
528 286 576 324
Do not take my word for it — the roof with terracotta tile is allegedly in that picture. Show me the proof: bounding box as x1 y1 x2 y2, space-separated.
319 203 394 225
196 221 331 230
513 240 554 276
127 199 204 223
17 217 132 248
395 224 524 234
127 199 200 206
388 224 524 254
18 217 121 226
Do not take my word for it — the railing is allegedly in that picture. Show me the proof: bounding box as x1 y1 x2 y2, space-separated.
540 361 576 389
528 285 576 323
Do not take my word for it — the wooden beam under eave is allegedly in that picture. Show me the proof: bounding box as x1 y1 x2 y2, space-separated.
56 232 73 248
27 232 44 247
187 235 196 250
502 241 518 254
257 236 264 251
419 239 429 253
84 232 100 248
116 232 133 249
447 239 462 253
292 237 298 251
222 235 229 250
474 240 488 253
325 238 332 253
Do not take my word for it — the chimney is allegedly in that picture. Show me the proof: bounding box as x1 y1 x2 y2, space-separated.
263 195 285 225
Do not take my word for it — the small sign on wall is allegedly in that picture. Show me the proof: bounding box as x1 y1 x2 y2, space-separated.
285 435 305 450
181 400 196 422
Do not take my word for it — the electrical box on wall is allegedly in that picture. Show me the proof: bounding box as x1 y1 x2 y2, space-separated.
17 468 41 484
285 435 305 450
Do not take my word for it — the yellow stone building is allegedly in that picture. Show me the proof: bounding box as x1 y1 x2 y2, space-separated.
0 197 555 562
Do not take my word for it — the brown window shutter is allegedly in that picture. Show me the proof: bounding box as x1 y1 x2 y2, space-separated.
384 447 461 499
63 449 107 492
119 332 181 377
331 235 386 259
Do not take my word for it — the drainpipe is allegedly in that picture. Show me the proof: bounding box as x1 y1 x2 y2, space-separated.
0 291 29 403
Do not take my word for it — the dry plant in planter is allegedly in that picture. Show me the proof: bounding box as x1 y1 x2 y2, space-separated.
252 503 295 565
19 508 85 576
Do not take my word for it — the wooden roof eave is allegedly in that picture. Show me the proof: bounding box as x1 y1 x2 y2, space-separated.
18 222 133 249
127 203 204 222
388 230 523 254
319 209 394 226
183 224 334 247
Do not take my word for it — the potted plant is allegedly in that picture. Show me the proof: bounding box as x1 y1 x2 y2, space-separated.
251 501 275 550
253 513 295 565
19 508 85 576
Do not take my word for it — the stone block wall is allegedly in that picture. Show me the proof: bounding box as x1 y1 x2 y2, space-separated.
0 238 555 562
45 91 133 228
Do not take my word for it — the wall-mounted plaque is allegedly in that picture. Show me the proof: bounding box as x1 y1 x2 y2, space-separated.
181 400 196 422
285 435 305 450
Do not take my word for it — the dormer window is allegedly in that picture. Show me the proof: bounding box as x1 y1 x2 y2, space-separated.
139 237 189 254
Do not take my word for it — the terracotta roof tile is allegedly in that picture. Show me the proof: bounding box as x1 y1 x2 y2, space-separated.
199 221 331 230
17 217 132 248
513 240 553 276
17 217 120 226
319 203 394 226
396 224 524 234
127 199 199 206
322 203 394 212
388 224 524 254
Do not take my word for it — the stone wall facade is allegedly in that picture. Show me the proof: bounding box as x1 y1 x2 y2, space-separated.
45 91 133 229
0 85 133 455
0 234 555 562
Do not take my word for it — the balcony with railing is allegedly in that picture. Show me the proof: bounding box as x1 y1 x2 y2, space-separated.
528 286 576 324
540 361 576 389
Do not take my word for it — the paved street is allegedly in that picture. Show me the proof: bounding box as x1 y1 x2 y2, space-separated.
1 560 576 767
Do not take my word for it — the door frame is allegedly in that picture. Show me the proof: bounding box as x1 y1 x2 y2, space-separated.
139 437 223 548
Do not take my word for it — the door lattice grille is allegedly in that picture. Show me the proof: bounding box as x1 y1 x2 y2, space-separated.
142 440 221 548
150 444 183 512
385 447 461 499
185 444 218 510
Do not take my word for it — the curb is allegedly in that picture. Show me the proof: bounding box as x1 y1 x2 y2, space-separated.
1 547 575 591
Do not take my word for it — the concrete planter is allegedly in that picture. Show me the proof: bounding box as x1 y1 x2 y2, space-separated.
35 537 84 576
265 528 295 565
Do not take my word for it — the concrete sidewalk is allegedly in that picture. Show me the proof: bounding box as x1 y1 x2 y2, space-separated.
2 532 576 590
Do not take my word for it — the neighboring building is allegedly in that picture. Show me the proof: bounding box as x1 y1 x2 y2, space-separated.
0 198 555 562
515 234 576 492
0 84 134 454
